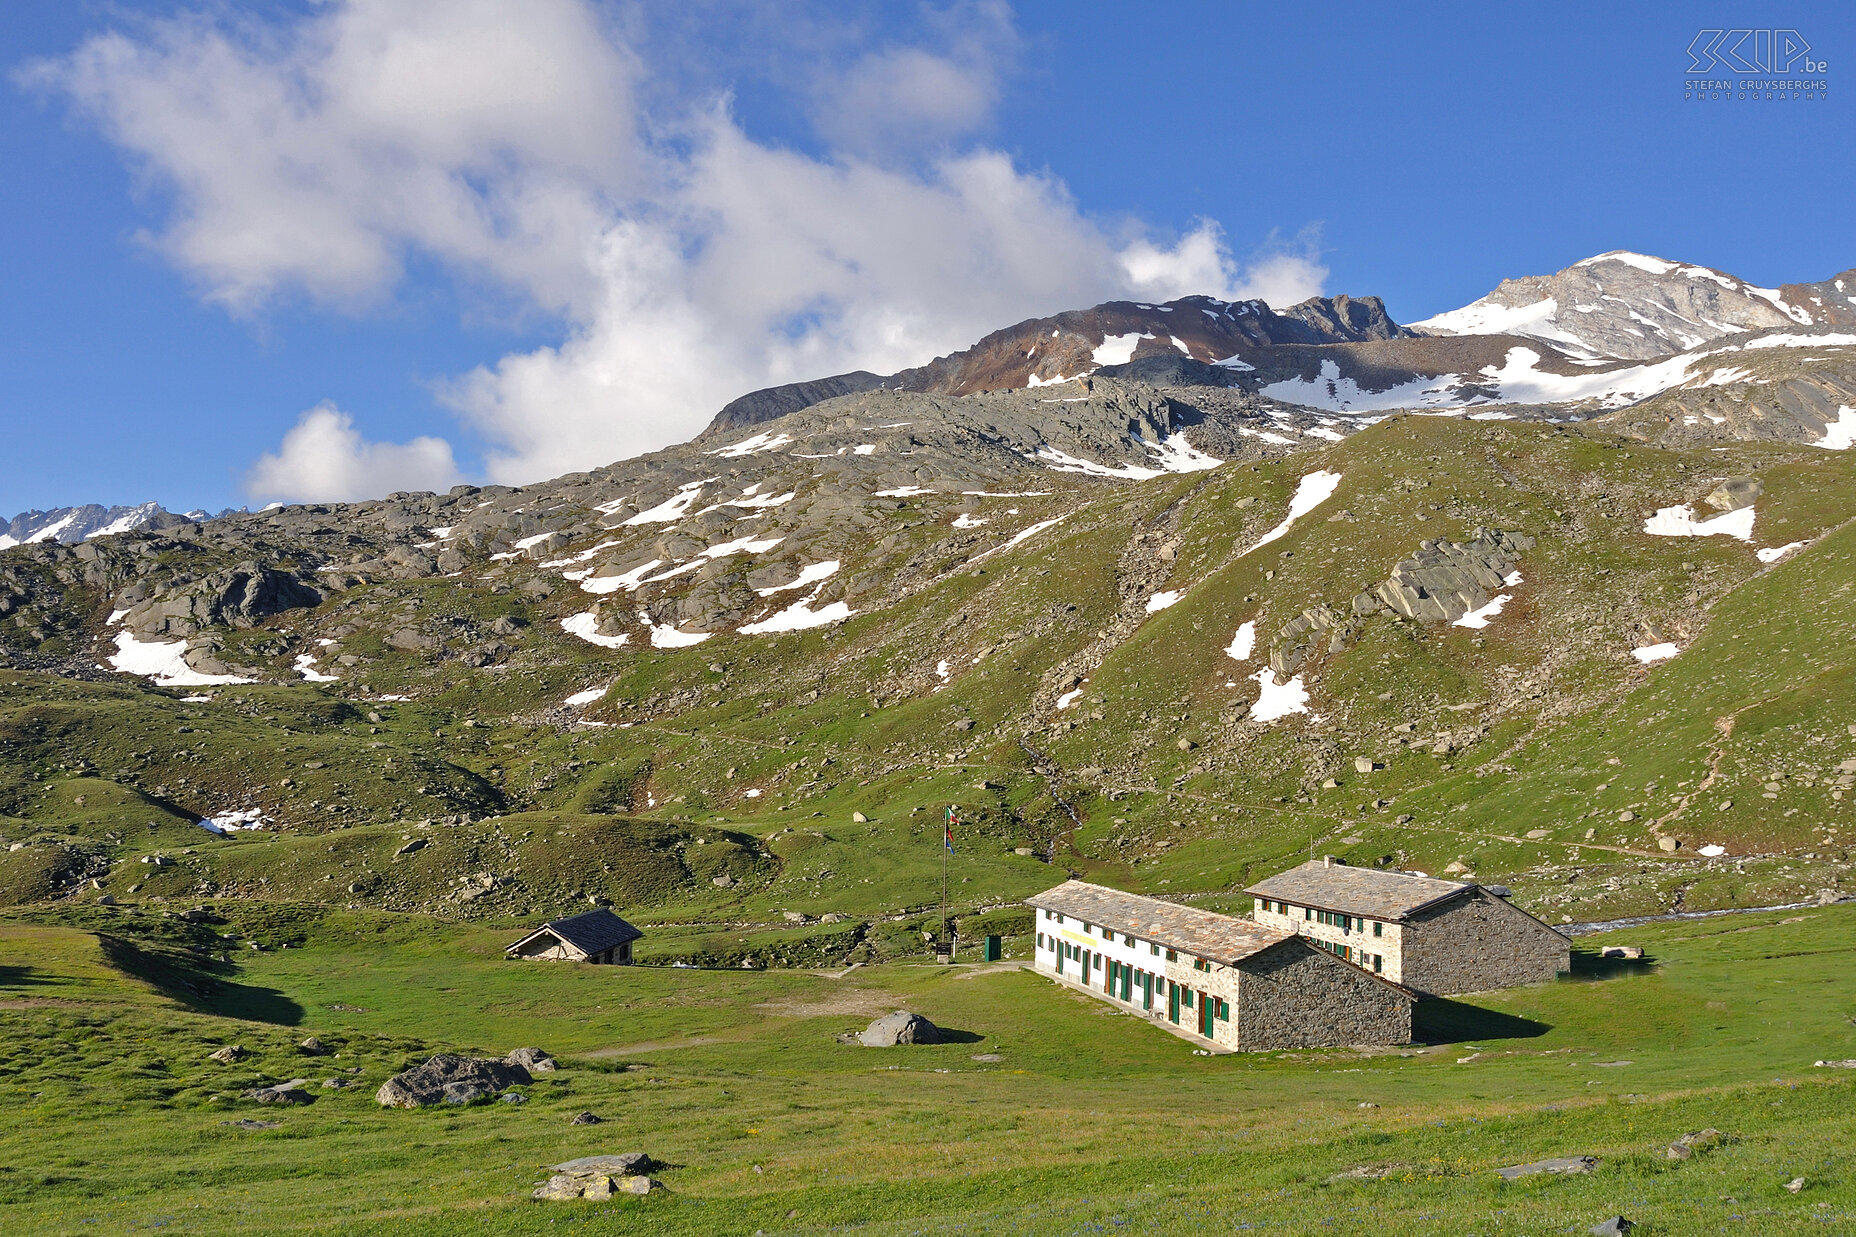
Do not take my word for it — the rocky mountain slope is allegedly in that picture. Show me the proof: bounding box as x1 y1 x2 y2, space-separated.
3 250 1855 956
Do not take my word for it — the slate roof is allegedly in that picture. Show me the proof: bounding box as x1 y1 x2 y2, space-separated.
1027 880 1293 967
507 907 641 957
1245 860 1472 921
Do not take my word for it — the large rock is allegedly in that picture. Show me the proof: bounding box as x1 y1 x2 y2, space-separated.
858 1010 940 1047
244 1078 315 1105
533 1155 659 1201
375 1053 531 1108
1496 1155 1597 1180
506 1046 555 1072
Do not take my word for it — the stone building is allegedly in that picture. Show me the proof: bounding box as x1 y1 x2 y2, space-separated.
1026 880 1412 1051
1245 858 1568 996
505 907 642 964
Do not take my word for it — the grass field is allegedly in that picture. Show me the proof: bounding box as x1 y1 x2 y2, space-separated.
1 901 1852 1235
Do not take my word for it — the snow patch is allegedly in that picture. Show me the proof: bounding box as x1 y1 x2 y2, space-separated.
969 514 1069 565
952 513 988 529
1032 431 1220 480
874 486 933 497
564 685 609 707
1452 594 1511 629
738 583 855 634
293 653 338 682
1643 504 1755 541
1756 541 1806 563
624 480 712 525
1815 406 1856 450
1249 669 1309 722
1056 687 1085 710
756 560 841 596
1145 590 1183 613
639 612 712 648
708 430 794 458
1697 844 1726 858
109 632 253 687
1092 332 1151 366
199 807 269 835
560 612 629 648
1225 621 1255 661
1243 470 1342 555
1631 642 1680 664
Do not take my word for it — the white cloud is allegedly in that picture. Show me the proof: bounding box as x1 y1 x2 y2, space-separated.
245 403 462 503
33 0 1329 492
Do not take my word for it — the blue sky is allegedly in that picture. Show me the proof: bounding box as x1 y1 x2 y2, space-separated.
3 1 1851 516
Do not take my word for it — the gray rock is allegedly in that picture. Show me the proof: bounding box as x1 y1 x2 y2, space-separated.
221 1118 283 1131
499 1091 527 1104
1704 476 1762 512
1814 1058 1856 1068
858 1010 940 1047
1665 1127 1723 1161
1354 756 1375 774
1590 1218 1633 1236
209 1045 248 1064
570 1111 602 1125
553 1153 652 1176
298 1036 329 1055
1495 1155 1597 1180
1786 1176 1806 1194
375 1054 532 1108
506 1046 556 1072
394 838 427 856
244 1079 315 1105
442 1080 494 1105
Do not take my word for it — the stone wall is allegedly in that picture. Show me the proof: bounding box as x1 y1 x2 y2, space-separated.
1400 890 1570 996
1233 941 1412 1050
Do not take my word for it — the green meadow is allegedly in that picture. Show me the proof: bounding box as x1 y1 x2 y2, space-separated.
1 901 1852 1235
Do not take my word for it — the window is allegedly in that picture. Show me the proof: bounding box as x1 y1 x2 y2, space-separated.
1216 998 1229 1021
1182 989 1194 1008
1037 932 1045 948
1166 948 1177 961
1124 933 1135 945
1373 921 1383 937
1373 955 1383 973
1151 943 1160 956
1192 958 1210 972
1304 907 1311 920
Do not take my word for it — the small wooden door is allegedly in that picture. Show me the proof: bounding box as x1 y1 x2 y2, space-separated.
1167 980 1180 1024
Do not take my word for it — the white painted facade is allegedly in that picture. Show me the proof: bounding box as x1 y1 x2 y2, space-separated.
1032 907 1235 1046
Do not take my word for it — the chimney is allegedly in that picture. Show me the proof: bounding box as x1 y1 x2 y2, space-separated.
1323 855 1333 868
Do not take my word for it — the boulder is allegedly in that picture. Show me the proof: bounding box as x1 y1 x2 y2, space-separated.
245 1079 315 1105
209 1045 248 1064
570 1111 602 1125
298 1036 329 1055
1495 1156 1597 1180
375 1053 532 1108
554 1153 653 1176
1590 1218 1634 1236
858 1010 940 1047
1786 1176 1806 1193
506 1047 556 1072
1354 756 1375 773
1666 1128 1724 1160
533 1154 659 1201
1814 1059 1856 1069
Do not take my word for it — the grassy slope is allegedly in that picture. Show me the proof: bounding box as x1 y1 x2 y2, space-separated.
0 905 1853 1234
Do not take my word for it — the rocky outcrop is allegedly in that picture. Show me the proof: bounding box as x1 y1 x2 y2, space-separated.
1365 529 1533 622
122 564 323 636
